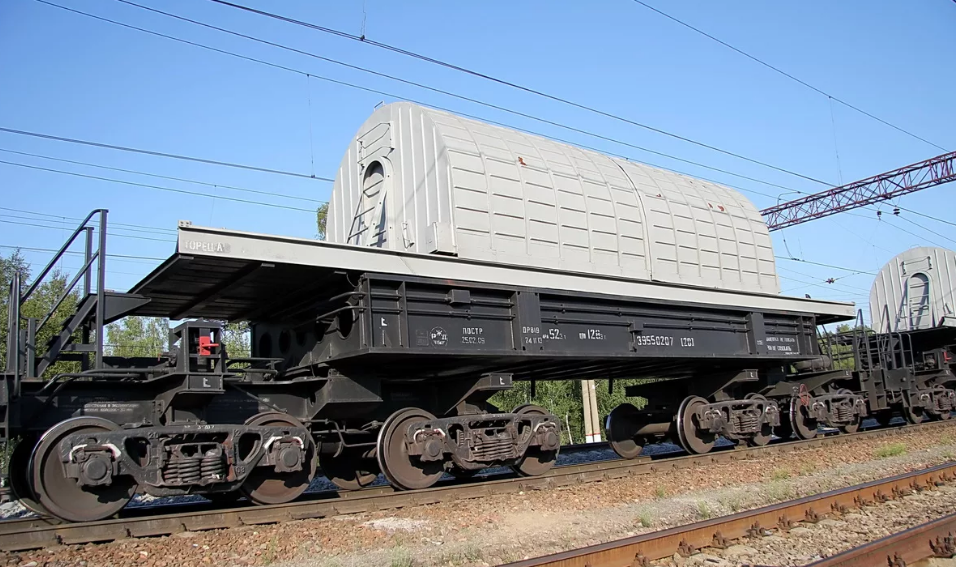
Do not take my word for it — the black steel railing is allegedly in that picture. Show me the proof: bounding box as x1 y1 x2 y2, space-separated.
4 209 108 393
819 309 915 374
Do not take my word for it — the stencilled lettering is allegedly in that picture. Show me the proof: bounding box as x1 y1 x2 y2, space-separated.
580 329 606 340
184 240 229 253
461 326 486 345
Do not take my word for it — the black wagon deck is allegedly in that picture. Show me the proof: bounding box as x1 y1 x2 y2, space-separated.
125 221 855 382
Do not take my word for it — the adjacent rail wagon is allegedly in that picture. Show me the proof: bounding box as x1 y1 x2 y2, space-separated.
6 103 946 524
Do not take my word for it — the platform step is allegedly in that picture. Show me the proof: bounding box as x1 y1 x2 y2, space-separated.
36 292 151 377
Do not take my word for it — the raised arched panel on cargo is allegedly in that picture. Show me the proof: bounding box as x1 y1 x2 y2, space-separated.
907 272 931 329
328 102 779 295
347 161 387 247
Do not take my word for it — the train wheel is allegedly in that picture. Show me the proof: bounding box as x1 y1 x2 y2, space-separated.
31 418 136 522
606 403 644 460
241 412 316 505
676 396 716 455
318 447 378 491
8 435 51 517
790 397 818 440
903 404 924 425
511 405 560 477
377 408 444 490
745 394 773 447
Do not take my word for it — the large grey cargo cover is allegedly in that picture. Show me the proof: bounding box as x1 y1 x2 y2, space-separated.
327 102 779 295
870 246 956 332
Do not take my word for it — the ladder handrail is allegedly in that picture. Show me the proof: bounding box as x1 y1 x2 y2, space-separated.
5 273 20 388
19 209 105 304
33 250 99 338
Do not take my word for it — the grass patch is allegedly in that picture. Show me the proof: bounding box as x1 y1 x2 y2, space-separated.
770 468 790 481
391 548 413 567
719 494 744 513
943 450 955 461
461 544 483 562
696 500 712 519
875 443 907 458
439 544 483 566
654 485 667 498
766 481 794 502
262 534 278 565
637 509 654 528
940 434 953 445
799 462 817 476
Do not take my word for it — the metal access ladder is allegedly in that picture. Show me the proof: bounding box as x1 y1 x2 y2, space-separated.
3 209 150 392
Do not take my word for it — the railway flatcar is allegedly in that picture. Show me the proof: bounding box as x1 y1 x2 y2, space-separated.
3 103 865 522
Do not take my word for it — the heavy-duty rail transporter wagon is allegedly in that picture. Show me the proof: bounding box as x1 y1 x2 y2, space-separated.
3 103 954 523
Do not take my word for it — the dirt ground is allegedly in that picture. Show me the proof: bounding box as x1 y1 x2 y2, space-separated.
4 425 956 567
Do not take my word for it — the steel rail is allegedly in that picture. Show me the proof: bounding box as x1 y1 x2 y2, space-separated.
806 513 956 566
1 419 953 552
501 460 956 567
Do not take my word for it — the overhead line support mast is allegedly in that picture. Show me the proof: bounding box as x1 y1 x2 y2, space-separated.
761 152 956 231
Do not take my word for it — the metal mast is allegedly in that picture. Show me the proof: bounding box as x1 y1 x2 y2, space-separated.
761 151 956 231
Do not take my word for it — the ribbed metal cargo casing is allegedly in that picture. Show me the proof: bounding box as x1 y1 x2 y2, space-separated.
870 246 956 332
328 102 779 294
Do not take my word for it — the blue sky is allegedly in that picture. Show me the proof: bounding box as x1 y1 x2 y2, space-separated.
1 0 953 323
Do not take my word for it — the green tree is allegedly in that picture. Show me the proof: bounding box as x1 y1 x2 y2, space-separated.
107 318 251 360
222 321 251 358
0 251 30 369
1 250 81 377
490 377 653 445
490 380 586 444
106 316 169 357
821 322 874 371
316 202 328 240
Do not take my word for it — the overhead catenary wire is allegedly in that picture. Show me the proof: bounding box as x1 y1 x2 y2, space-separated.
629 0 947 152
892 213 956 247
0 159 317 213
773 255 877 276
0 244 165 263
871 213 949 249
203 0 836 187
1 213 176 239
775 265 870 296
0 147 325 204
895 205 956 229
36 0 802 198
0 206 178 235
0 126 332 182
1 218 176 244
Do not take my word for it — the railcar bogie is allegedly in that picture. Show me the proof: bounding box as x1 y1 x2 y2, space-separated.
605 323 956 458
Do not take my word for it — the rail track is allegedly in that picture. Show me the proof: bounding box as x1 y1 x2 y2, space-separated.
501 459 956 567
1 419 953 552
806 513 956 566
